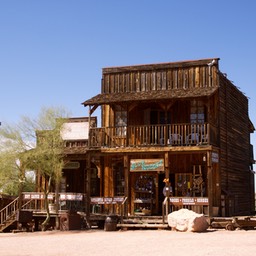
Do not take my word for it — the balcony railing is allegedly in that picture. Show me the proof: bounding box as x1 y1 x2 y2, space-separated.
89 123 213 148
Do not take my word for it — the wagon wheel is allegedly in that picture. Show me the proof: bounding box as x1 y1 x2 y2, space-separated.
225 223 235 231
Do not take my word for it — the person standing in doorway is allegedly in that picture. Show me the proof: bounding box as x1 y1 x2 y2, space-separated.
163 178 173 197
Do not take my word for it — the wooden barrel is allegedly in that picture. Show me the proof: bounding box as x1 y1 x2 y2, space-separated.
104 215 118 231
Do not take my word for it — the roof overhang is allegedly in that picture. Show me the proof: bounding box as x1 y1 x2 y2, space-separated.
82 87 218 107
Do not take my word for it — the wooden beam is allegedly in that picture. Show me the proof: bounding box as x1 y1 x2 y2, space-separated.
90 105 98 115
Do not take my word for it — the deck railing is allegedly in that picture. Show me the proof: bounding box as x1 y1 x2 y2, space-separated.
89 123 213 148
22 192 87 213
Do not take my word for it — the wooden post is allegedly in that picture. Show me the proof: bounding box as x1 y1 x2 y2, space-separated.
88 106 91 147
85 152 91 228
123 155 129 217
207 151 213 217
17 165 25 230
164 152 170 215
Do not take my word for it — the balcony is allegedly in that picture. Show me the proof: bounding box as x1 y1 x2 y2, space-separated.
89 123 215 148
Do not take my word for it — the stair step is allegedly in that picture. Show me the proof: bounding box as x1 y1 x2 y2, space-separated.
117 223 168 229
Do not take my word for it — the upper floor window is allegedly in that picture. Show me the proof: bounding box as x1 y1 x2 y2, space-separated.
190 100 205 124
115 106 127 136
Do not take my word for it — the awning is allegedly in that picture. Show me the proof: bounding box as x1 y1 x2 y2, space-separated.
82 87 218 107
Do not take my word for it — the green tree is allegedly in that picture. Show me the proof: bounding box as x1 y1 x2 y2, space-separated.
0 106 70 230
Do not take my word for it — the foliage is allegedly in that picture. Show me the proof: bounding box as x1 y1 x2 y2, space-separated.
0 106 70 230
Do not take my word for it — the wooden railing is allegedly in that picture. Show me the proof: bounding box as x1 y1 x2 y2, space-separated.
89 123 214 148
0 197 19 227
22 192 86 212
162 196 209 222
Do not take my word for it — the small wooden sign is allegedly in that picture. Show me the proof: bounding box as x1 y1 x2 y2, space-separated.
90 197 125 205
169 197 209 206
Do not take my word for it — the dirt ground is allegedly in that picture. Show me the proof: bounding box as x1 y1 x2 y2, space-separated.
0 228 256 256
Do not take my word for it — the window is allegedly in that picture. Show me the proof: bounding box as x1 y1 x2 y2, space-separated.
115 106 127 136
113 163 125 196
190 100 205 124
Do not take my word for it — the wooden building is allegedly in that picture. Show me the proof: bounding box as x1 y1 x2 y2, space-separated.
1 58 255 232
82 58 255 218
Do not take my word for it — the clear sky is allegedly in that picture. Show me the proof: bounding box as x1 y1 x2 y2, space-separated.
1 1 256 170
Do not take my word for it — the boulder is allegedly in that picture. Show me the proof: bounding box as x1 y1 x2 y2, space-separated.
168 208 209 232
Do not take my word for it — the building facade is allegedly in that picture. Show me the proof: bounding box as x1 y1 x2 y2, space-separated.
82 58 255 217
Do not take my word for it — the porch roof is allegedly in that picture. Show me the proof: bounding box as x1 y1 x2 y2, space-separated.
82 87 218 107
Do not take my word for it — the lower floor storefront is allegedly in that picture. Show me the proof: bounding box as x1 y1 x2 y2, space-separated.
88 149 221 218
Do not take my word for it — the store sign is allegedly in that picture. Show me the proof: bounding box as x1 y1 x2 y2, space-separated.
130 159 164 172
61 121 89 140
90 197 125 205
169 197 209 206
64 161 80 169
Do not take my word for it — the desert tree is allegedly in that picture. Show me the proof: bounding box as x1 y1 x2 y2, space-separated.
0 106 70 230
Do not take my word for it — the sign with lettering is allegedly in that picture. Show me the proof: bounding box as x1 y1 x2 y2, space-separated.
64 161 80 169
130 159 164 172
90 197 125 205
169 197 209 206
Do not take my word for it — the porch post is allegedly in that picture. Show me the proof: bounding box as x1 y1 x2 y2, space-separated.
85 152 91 228
207 151 213 217
88 106 91 147
164 152 170 214
123 155 129 217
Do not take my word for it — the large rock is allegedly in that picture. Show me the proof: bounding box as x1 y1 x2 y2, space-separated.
168 208 209 232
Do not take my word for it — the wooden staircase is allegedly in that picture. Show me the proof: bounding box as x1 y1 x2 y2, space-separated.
0 197 33 232
117 215 169 230
0 197 19 232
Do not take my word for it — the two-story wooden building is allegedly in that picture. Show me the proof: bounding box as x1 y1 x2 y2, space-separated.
1 58 255 232
82 58 255 218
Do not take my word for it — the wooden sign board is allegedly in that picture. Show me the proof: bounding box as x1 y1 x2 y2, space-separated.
90 197 125 205
169 197 209 206
130 159 164 172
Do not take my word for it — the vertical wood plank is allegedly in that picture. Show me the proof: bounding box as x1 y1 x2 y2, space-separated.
123 155 129 216
189 68 194 88
173 69 178 89
195 67 200 87
141 72 146 91
162 71 167 90
152 72 156 90
167 70 172 89
157 71 161 90
145 72 150 91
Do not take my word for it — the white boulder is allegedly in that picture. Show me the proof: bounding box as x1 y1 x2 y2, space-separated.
168 208 209 232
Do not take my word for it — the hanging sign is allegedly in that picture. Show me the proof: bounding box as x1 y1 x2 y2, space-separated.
130 159 164 172
64 161 80 169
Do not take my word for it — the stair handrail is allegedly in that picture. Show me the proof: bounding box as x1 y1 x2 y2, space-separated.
0 196 35 225
0 197 19 225
120 196 128 223
162 197 169 224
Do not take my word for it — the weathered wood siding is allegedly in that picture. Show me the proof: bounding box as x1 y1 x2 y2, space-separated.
101 59 220 129
102 62 219 94
218 74 253 215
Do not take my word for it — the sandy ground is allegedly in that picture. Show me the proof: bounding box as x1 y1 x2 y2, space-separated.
0 228 256 256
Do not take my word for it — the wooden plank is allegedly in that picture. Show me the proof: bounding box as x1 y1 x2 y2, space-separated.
195 67 200 87
117 223 168 229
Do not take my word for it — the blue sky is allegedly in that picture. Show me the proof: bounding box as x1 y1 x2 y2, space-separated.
1 1 256 167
